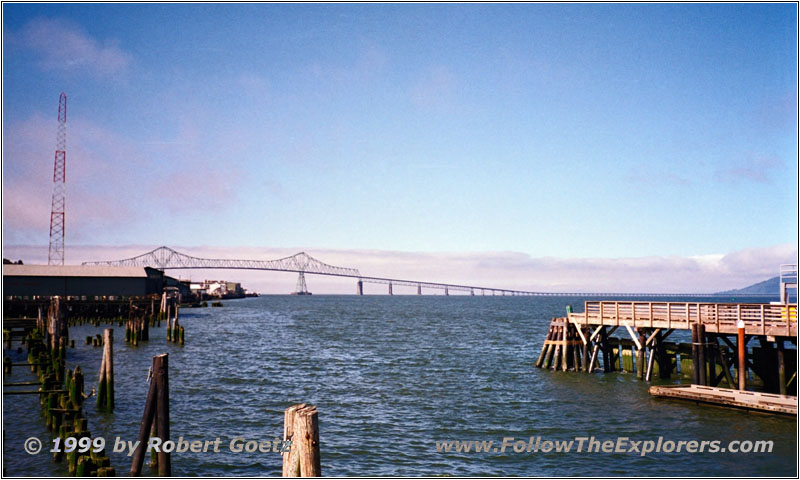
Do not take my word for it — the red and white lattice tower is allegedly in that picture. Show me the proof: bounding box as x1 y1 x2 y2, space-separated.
48 92 67 265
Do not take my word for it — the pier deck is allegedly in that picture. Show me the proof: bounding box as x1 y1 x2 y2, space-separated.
649 384 797 415
568 301 797 337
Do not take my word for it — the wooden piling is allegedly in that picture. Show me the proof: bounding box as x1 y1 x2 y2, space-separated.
737 322 746 390
130 353 169 476
697 324 707 385
296 406 321 477
551 327 562 372
635 332 645 379
581 329 590 372
154 354 171 476
535 327 553 368
691 324 700 384
282 404 306 477
96 328 114 411
282 404 320 477
777 338 786 395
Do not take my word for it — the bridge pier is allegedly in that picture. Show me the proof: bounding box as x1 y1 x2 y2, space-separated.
357 280 363 296
388 283 393 296
470 288 474 296
444 287 449 296
417 284 422 295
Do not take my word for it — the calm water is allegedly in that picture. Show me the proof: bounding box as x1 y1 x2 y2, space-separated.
3 296 797 476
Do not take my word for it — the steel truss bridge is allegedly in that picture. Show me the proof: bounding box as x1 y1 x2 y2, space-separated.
83 246 769 297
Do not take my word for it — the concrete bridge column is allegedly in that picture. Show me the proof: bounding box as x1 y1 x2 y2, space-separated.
445 287 449 296
417 284 422 295
357 280 363 296
388 283 393 296
470 288 475 296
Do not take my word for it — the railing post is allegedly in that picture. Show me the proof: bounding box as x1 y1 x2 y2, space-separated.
667 303 672 329
760 304 765 335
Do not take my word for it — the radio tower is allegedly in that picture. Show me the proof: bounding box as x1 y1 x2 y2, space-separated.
48 92 67 265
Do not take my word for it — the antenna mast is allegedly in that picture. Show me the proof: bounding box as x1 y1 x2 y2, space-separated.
48 92 67 265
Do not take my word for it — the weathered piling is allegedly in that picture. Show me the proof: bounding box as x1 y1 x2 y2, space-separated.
697 324 707 385
96 328 114 411
777 338 787 395
130 353 170 477
737 321 747 390
282 404 321 477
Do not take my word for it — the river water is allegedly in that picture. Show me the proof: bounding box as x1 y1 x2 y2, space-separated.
3 295 796 476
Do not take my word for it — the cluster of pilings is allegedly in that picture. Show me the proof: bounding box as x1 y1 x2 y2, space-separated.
5 298 116 476
4 291 188 476
535 310 797 396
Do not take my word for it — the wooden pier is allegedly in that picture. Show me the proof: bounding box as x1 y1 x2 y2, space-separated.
649 384 797 416
536 301 798 407
568 301 797 337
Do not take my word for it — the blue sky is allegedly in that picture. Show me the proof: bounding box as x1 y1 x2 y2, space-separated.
2 3 797 292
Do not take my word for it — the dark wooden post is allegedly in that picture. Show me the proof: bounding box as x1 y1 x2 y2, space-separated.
636 332 646 379
737 321 746 390
535 326 553 368
130 353 169 477
154 354 170 476
581 328 590 372
691 324 700 385
777 338 786 395
97 328 114 411
560 324 569 372
697 324 707 385
130 366 158 476
551 326 562 372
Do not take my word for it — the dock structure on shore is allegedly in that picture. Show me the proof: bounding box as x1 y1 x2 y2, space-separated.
536 300 798 405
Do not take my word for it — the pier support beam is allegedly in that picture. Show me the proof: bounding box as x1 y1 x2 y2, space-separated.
637 332 646 379
356 280 363 296
777 338 787 395
417 284 422 295
737 321 746 391
691 324 700 384
698 324 707 385
388 283 393 296
444 287 449 296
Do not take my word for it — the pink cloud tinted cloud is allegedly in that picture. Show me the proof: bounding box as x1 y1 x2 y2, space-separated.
2 113 150 244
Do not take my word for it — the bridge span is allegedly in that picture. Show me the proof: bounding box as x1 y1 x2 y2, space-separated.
82 246 762 297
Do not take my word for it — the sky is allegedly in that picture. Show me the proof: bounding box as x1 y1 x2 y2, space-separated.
2 3 798 294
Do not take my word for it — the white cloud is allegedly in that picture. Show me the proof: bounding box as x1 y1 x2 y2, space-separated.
16 18 132 77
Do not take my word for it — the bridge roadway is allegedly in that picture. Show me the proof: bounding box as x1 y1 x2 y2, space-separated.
82 246 773 297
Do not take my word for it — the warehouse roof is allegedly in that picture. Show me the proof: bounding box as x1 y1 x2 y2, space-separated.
2 264 149 278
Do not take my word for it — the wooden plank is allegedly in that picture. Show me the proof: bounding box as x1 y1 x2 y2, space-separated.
649 384 797 416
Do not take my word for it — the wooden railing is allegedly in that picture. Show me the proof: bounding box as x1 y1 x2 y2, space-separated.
569 301 797 336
